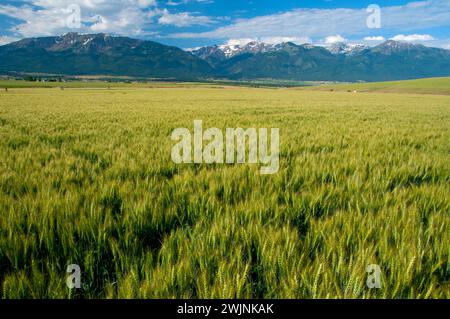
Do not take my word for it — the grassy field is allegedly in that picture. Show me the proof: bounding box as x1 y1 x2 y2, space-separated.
0 86 449 298
0 80 230 89
0 79 313 89
304 77 450 95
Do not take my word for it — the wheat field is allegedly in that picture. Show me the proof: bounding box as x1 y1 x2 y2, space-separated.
0 86 449 298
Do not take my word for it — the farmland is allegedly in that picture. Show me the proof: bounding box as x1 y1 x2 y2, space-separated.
0 84 449 298
306 77 450 95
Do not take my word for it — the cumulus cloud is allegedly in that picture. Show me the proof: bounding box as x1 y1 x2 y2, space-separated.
390 34 435 42
0 0 158 37
223 38 255 46
0 0 214 38
259 36 311 45
325 35 346 44
167 0 213 5
0 36 20 46
171 0 450 40
158 9 214 27
364 36 386 41
138 0 157 8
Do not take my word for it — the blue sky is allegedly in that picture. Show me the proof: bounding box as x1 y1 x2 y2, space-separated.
0 0 449 49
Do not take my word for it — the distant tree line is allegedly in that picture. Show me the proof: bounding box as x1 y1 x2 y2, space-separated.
23 76 63 82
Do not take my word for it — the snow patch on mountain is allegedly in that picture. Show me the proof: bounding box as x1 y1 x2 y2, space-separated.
325 42 369 55
191 40 372 60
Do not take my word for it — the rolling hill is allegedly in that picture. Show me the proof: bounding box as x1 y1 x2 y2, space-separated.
305 77 450 95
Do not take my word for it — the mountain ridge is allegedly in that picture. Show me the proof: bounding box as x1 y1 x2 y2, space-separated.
192 39 450 82
1 33 450 82
0 33 214 79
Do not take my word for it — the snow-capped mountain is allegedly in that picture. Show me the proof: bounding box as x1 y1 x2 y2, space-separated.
192 41 371 61
371 40 424 54
2 34 450 82
190 39 450 82
0 32 214 78
219 41 281 58
192 41 287 61
325 42 369 55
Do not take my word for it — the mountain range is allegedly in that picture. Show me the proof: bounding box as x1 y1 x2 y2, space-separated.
1 33 450 82
191 40 450 82
0 33 213 79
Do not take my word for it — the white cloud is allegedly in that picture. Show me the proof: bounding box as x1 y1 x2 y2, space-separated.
184 46 202 51
138 0 157 8
325 35 346 44
158 9 214 27
444 44 450 50
0 0 213 37
364 36 386 41
224 38 255 46
171 0 450 40
0 36 20 46
390 34 435 42
167 0 213 5
0 1 159 37
259 36 311 45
